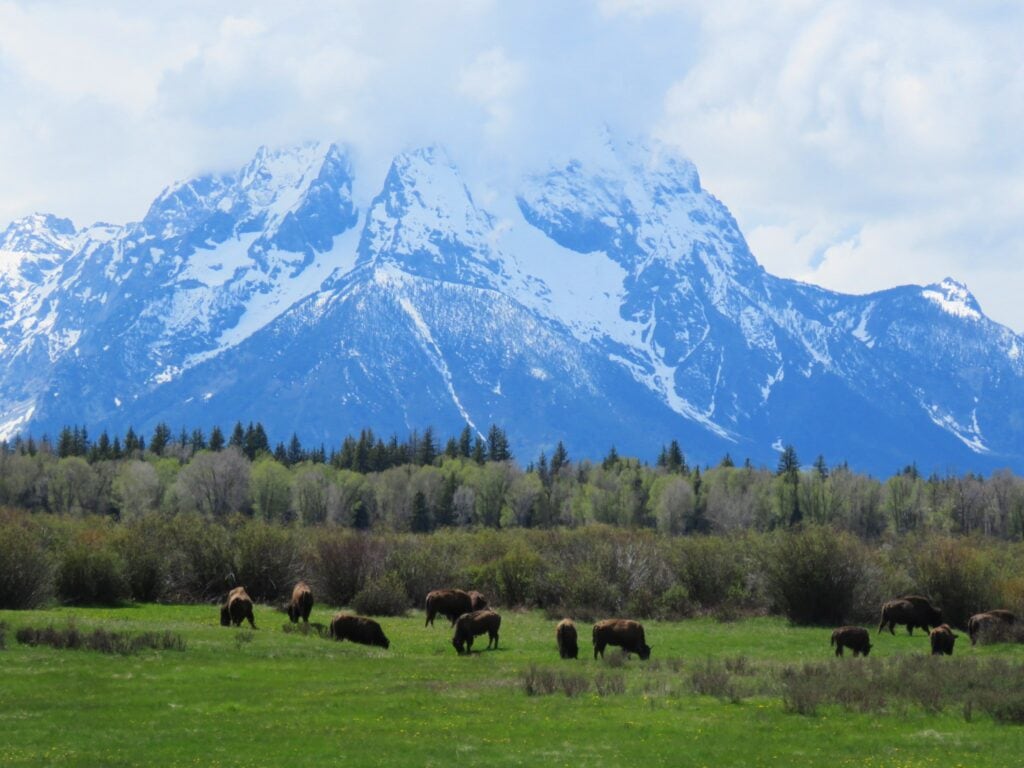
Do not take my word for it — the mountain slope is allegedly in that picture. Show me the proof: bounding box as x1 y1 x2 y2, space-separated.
0 137 1021 475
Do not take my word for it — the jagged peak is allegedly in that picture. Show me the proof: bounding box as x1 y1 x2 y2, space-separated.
0 212 77 255
921 277 983 321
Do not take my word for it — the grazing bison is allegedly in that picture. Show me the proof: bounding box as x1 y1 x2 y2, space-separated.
424 589 474 627
830 626 872 657
329 613 390 649
220 586 256 628
452 610 501 654
556 618 579 660
967 610 1016 645
288 581 314 624
468 590 488 611
878 597 942 635
929 624 958 656
592 619 651 660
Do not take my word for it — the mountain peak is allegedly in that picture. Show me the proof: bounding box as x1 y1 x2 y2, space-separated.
0 213 77 255
922 277 982 321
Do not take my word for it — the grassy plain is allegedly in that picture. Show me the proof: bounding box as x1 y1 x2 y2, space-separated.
2 605 1024 767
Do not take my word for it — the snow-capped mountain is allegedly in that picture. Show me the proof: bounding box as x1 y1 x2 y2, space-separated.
1 136 1021 475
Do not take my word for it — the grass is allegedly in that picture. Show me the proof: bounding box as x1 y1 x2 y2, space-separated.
2 606 1024 766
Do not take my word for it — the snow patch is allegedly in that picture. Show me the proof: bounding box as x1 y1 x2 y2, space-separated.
922 279 981 321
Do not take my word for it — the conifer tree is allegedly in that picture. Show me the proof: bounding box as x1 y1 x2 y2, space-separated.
471 436 487 465
287 433 304 466
550 441 569 476
458 426 472 458
208 426 225 452
149 423 171 456
228 422 245 450
411 490 431 532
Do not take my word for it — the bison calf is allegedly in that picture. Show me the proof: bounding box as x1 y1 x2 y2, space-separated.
220 586 256 629
592 619 651 660
830 626 872 657
452 609 501 654
556 618 578 660
929 624 958 656
288 581 314 624
425 589 474 627
329 613 390 649
878 597 942 635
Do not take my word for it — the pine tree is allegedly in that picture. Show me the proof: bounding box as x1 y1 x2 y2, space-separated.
458 426 472 458
602 445 620 470
208 426 225 452
287 433 304 466
486 424 511 462
190 429 207 453
471 436 487 465
417 427 437 466
411 490 431 533
149 423 172 456
273 442 288 464
550 441 569 476
719 452 735 468
536 450 550 488
813 454 829 479
228 422 245 450
443 436 459 459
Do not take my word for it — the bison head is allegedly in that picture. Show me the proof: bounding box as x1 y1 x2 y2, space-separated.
637 644 652 660
452 637 466 654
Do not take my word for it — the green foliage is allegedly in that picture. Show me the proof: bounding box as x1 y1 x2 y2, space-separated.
0 512 54 609
55 527 129 605
761 525 865 625
351 572 409 616
231 520 300 602
907 536 1000 628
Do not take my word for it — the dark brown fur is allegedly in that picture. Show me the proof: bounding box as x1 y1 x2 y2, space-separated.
424 589 473 627
288 581 314 624
929 623 957 655
556 618 578 659
468 590 488 611
592 619 651 660
220 586 256 628
329 613 390 649
878 597 942 635
452 609 501 654
967 610 1015 645
830 626 872 657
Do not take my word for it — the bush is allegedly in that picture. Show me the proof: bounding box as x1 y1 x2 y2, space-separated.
352 572 409 616
15 623 186 654
232 520 300 602
311 530 388 607
521 665 590 697
56 529 129 605
761 526 865 625
0 513 54 609
161 513 236 602
113 517 168 602
908 536 999 628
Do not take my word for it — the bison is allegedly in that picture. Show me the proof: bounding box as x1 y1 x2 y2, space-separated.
288 581 314 624
556 618 578 660
220 586 256 628
452 609 501 654
329 613 390 649
424 589 474 627
878 597 942 635
592 619 651 660
967 610 1016 645
929 623 958 656
468 590 488 611
830 626 872 657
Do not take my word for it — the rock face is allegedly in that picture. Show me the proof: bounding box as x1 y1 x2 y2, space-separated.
1 136 1022 474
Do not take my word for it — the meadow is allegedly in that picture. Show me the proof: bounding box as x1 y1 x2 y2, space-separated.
3 606 1024 767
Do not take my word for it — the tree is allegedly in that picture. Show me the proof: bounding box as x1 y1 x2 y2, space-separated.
149 423 172 457
550 441 569 476
208 426 225 452
173 447 251 518
486 424 511 462
410 490 431 532
250 457 293 522
112 460 161 520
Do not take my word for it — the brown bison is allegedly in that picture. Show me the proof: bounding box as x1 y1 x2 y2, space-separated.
220 586 256 628
468 590 488 611
329 613 390 649
967 610 1016 645
556 618 578 659
288 581 314 624
592 619 651 660
425 589 474 627
452 609 501 654
929 623 958 656
878 597 942 635
830 626 872 657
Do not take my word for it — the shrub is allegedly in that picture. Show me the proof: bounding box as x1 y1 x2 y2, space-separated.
908 536 999 628
690 658 738 702
232 520 300 602
56 529 129 605
161 513 235 602
15 623 185 654
521 665 590 697
0 513 54 609
311 530 388 607
352 572 409 616
761 525 865 625
113 517 168 602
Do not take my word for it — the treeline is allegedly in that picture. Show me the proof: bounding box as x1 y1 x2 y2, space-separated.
1 422 1023 539
3 512 1024 630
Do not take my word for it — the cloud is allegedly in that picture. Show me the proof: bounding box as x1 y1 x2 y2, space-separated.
0 1 1021 331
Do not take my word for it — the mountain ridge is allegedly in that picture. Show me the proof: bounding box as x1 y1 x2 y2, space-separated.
1 136 1021 475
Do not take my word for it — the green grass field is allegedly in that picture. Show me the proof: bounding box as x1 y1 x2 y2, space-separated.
2 605 1024 767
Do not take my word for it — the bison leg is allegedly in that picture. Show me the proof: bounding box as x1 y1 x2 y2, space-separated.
835 643 844 657
594 641 604 659
425 610 434 627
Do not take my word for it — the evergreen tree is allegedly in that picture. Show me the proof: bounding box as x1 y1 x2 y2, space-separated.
458 426 472 458
813 454 829 479
190 429 207 453
719 452 735 468
536 450 550 488
273 442 288 464
411 490 431 533
443 436 459 459
550 441 569 476
417 427 437 466
111 436 123 460
776 444 801 525
777 445 801 478
149 422 172 456
602 445 620 470
435 472 458 527
57 426 75 458
352 501 370 530
287 433 304 466
209 425 225 452
486 424 511 462
471 436 487 465
228 422 245 450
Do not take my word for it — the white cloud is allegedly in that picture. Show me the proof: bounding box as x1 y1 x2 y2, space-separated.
0 1 1021 331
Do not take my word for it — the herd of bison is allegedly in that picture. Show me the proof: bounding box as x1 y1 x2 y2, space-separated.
218 584 1015 659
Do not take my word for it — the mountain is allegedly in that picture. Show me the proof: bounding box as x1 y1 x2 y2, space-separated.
1 136 1021 475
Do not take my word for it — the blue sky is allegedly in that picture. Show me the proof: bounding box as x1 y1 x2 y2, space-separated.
1 0 1022 331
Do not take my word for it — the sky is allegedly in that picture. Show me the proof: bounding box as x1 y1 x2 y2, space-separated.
1 0 1022 331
